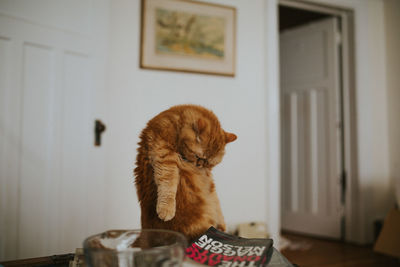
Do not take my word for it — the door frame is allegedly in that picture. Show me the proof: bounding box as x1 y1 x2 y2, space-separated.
278 0 358 242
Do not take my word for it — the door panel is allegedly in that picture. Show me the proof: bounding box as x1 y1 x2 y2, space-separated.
0 34 21 260
280 18 342 239
18 43 55 257
60 52 91 252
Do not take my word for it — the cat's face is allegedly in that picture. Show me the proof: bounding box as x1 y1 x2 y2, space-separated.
178 118 236 169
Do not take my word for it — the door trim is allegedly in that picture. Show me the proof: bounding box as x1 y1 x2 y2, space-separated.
278 0 358 243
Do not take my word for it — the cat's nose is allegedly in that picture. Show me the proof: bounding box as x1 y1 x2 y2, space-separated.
196 158 206 167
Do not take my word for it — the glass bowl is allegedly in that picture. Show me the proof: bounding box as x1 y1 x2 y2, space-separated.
83 229 187 267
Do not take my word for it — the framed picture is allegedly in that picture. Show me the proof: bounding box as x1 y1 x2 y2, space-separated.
140 0 236 76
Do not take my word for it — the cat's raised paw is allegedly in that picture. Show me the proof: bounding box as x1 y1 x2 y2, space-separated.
157 200 176 221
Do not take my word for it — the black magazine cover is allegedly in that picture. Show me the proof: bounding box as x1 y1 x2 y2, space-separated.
186 227 274 267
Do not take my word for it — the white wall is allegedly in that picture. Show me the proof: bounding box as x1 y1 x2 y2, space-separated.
105 0 398 245
104 0 280 241
384 0 400 208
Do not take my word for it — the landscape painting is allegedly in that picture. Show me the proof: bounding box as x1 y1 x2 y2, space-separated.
140 0 236 76
155 8 226 60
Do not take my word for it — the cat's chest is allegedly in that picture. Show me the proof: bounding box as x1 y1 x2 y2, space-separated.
179 167 214 194
192 172 213 191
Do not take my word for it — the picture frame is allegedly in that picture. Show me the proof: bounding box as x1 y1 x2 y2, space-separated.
140 0 236 76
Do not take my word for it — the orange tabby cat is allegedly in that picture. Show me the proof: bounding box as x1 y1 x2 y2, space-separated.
134 105 236 241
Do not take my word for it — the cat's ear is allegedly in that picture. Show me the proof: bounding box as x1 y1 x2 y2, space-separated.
194 118 207 134
225 132 237 143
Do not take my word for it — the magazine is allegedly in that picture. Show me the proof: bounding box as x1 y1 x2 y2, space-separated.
186 227 274 267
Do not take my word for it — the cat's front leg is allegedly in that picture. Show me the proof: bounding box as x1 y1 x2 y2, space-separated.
153 157 180 221
216 210 226 232
217 222 226 232
214 193 226 232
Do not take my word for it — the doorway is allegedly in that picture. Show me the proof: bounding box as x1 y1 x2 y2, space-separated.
279 1 354 241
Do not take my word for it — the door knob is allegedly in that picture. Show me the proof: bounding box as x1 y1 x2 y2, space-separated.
94 120 106 146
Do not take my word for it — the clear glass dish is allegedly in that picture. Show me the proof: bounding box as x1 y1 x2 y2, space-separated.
83 229 187 267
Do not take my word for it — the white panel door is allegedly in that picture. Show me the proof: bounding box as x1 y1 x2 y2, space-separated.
0 1 108 260
280 18 343 239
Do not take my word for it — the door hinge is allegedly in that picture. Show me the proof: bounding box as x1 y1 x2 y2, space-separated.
340 170 347 204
